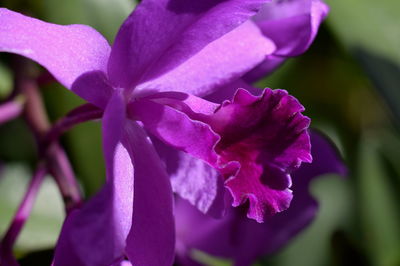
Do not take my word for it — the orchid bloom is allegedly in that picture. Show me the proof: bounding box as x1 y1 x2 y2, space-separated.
174 130 346 266
0 0 314 265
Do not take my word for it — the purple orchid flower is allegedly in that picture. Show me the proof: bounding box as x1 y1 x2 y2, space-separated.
153 0 329 222
245 0 329 81
0 0 314 265
174 130 346 266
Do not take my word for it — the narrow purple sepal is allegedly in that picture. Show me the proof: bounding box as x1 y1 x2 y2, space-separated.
53 90 133 266
125 122 175 266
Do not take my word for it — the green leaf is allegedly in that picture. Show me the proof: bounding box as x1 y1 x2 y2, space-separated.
357 134 400 266
353 49 400 129
43 0 136 41
0 61 13 99
325 0 400 65
191 250 232 266
0 119 36 164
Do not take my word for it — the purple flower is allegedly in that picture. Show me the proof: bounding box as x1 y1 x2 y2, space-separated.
0 0 313 264
148 87 311 222
174 130 346 266
245 0 329 81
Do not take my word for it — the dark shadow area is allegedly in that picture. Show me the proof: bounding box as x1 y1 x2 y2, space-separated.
19 249 54 266
330 230 371 266
167 0 227 14
353 48 400 130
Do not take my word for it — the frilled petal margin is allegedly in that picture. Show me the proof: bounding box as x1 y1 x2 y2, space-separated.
129 87 311 222
175 131 346 266
0 8 110 89
107 0 272 89
53 89 133 265
207 88 312 221
127 96 234 218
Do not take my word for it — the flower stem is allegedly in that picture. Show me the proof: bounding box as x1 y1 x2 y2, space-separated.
0 163 47 265
44 103 103 147
12 57 83 213
0 97 24 125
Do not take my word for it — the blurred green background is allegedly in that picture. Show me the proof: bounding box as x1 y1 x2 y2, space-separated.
0 0 399 265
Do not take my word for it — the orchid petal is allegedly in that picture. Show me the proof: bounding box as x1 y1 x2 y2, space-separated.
71 70 114 109
153 138 225 218
129 95 229 217
208 88 312 222
243 55 285 82
205 79 262 103
135 88 311 222
143 91 219 116
112 261 132 266
0 8 110 89
254 0 329 57
125 122 175 266
243 0 329 82
107 0 271 89
128 98 220 166
137 21 275 96
175 131 346 266
53 89 133 265
256 130 347 256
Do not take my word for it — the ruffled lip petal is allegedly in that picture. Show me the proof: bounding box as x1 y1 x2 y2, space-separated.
138 88 311 222
174 132 346 265
208 88 312 222
295 130 347 185
0 8 110 89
